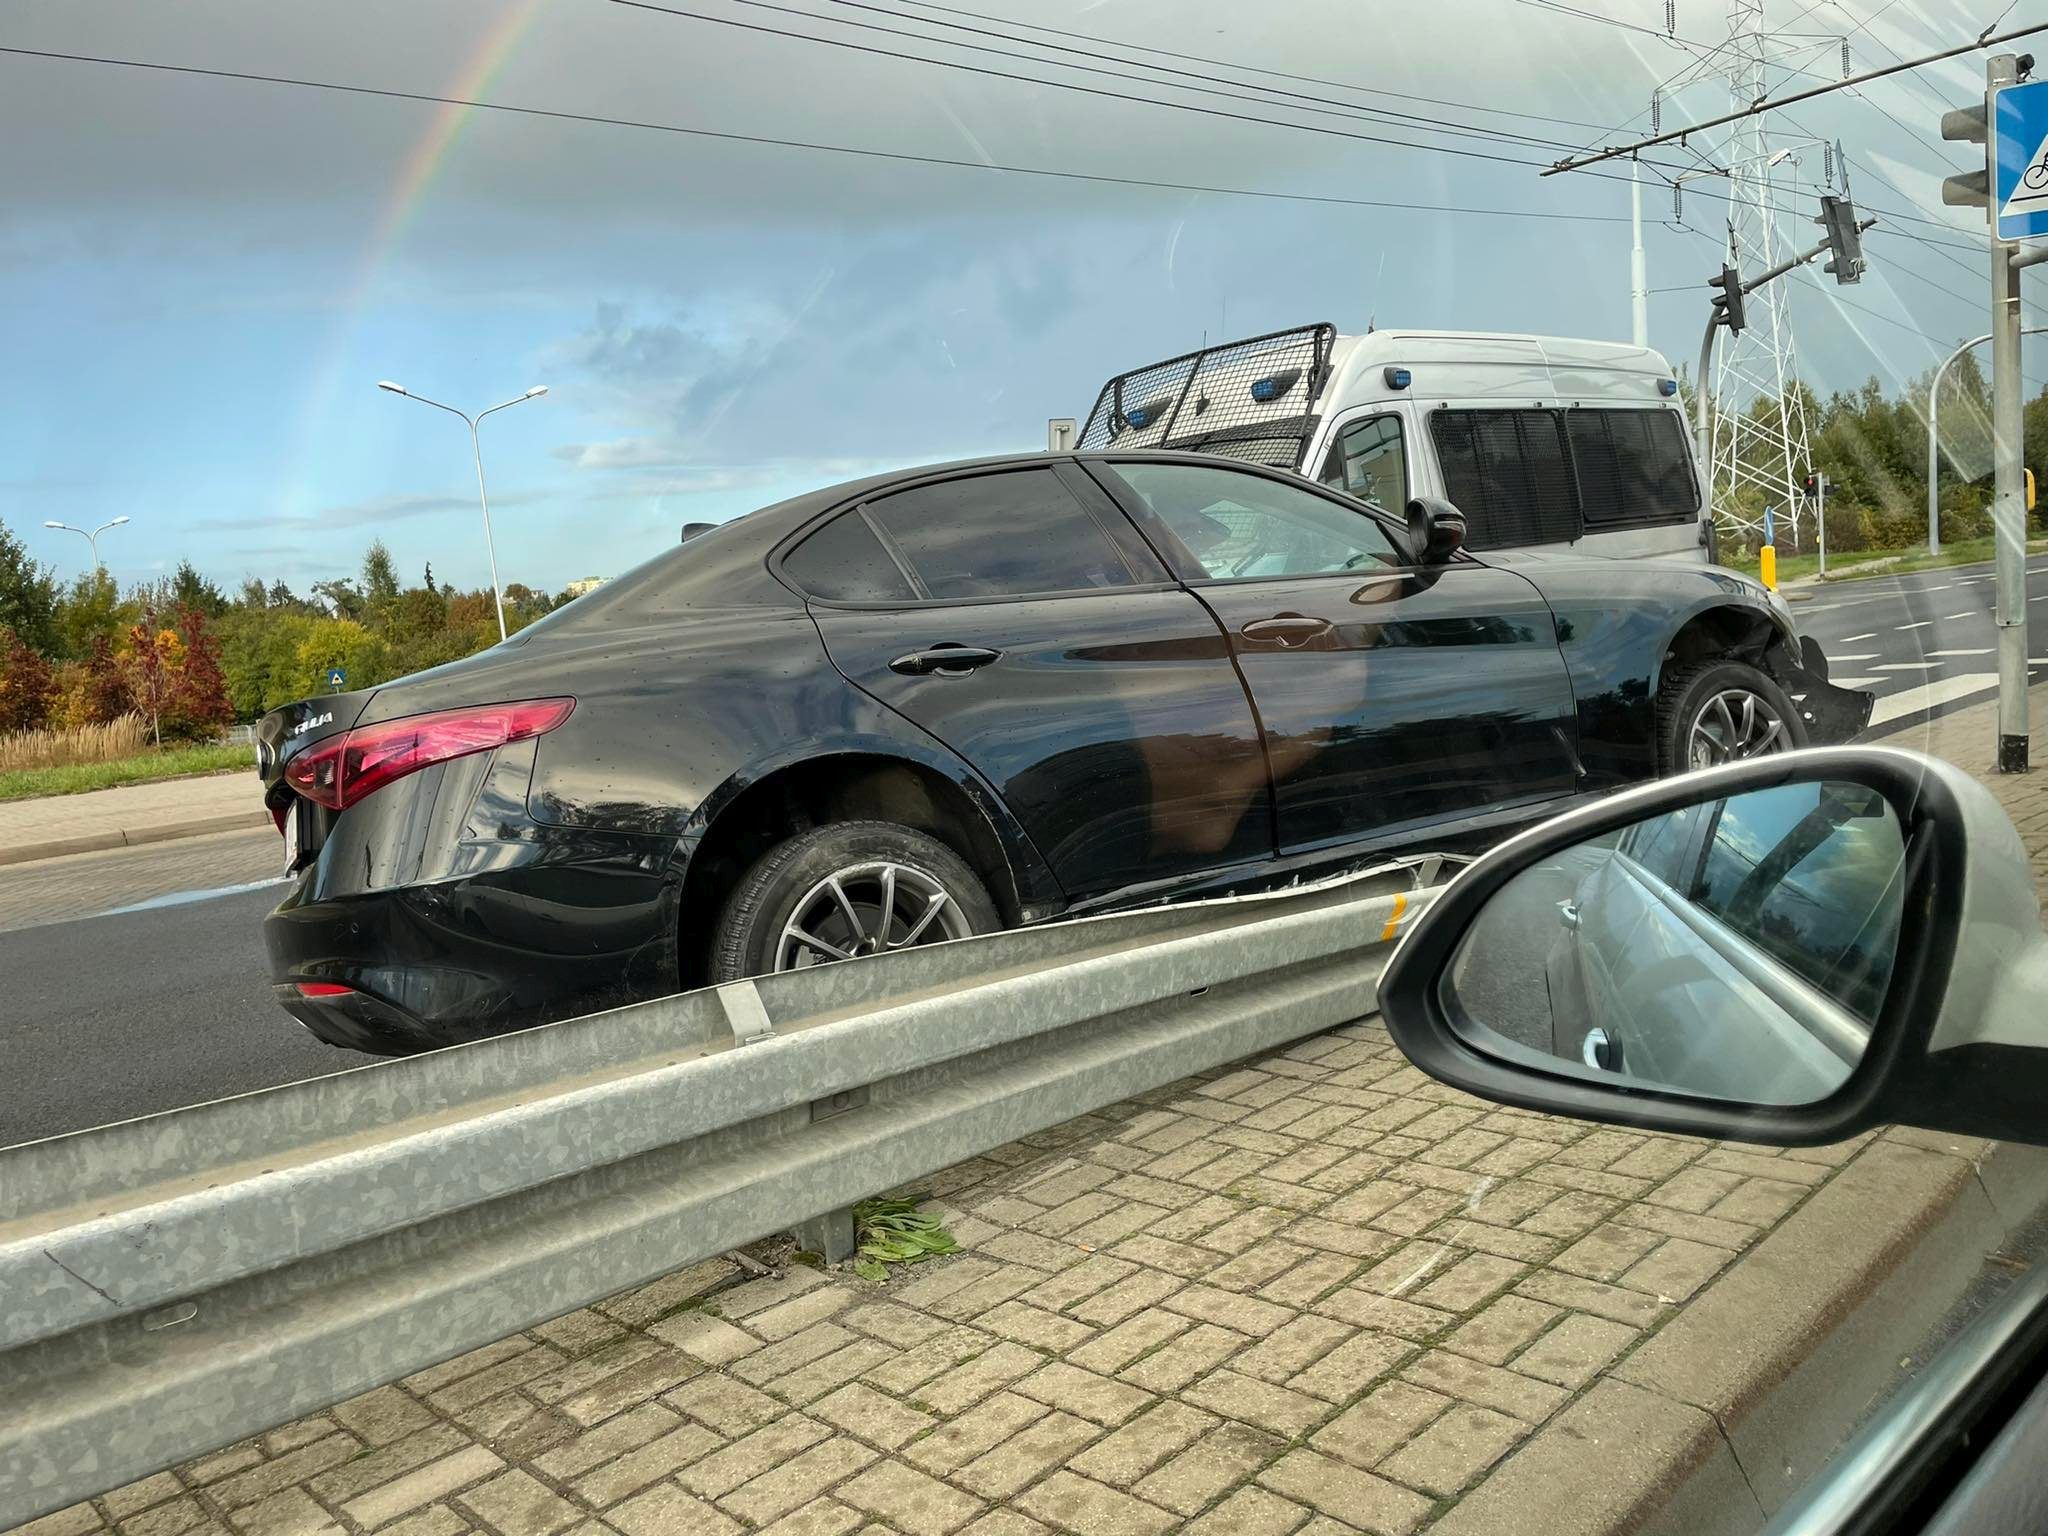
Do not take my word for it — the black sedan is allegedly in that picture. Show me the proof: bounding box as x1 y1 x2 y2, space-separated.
256 450 1871 1053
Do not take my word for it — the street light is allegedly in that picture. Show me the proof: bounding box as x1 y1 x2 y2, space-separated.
377 381 549 641
42 516 131 570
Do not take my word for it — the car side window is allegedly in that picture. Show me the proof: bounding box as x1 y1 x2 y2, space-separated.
1691 783 1905 1019
1568 409 1699 527
1108 460 1404 580
1316 414 1408 514
864 469 1137 599
1429 409 1580 550
1620 804 1703 888
782 510 917 602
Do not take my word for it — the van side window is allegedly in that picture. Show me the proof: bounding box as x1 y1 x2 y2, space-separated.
1316 414 1408 513
1569 409 1699 527
1428 410 1580 550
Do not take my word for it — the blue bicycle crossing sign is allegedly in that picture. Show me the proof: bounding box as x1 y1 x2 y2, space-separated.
1995 78 2048 241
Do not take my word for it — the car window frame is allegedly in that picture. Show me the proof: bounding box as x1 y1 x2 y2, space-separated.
1081 455 1472 589
770 462 1176 610
1315 411 1410 516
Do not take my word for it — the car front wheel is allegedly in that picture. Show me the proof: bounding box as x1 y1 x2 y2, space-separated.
709 820 1001 982
1655 659 1808 774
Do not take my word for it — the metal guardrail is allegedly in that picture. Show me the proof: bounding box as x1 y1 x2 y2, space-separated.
0 860 1446 1527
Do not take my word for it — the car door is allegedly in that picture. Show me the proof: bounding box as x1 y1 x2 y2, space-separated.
1087 455 1583 856
780 461 1273 902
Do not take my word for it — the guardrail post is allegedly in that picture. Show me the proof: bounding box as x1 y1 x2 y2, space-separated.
795 1207 856 1262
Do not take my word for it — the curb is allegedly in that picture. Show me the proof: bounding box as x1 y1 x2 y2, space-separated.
0 811 271 869
1430 1129 2048 1536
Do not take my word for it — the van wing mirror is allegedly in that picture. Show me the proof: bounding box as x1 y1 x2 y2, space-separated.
1378 748 2048 1146
1406 496 1467 564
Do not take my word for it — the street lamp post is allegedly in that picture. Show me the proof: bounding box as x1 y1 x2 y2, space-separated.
377 382 548 641
41 516 130 570
1926 327 2047 556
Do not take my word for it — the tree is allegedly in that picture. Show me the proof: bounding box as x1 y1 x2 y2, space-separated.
171 559 229 619
55 569 132 662
422 561 436 595
165 606 233 740
124 602 176 746
312 577 365 622
0 521 61 657
0 626 57 733
361 541 401 608
79 633 134 724
266 580 298 610
237 577 268 610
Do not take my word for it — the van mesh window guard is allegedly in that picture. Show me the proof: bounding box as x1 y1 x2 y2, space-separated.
1077 323 1337 471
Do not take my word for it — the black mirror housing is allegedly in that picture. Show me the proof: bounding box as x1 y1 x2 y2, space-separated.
1378 747 2048 1147
1406 496 1467 564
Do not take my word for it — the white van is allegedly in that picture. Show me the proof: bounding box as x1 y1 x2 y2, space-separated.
1076 323 1712 563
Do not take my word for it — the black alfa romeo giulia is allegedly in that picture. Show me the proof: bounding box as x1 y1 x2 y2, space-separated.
256 451 1871 1053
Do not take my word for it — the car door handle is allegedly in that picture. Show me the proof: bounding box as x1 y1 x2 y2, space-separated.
1558 900 1581 931
1240 615 1332 646
889 645 1003 677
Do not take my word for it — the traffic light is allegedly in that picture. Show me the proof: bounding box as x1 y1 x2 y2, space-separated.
1708 264 1747 334
1816 196 1866 284
1801 472 1820 500
1940 103 1990 209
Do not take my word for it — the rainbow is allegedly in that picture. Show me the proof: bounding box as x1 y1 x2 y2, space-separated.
285 0 550 519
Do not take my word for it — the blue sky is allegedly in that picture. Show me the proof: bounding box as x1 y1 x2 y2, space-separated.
1 0 2033 599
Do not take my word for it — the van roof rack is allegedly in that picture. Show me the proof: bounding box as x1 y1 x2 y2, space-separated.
1076 322 1337 470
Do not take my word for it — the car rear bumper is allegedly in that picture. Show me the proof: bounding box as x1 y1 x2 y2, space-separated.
262 744 683 1054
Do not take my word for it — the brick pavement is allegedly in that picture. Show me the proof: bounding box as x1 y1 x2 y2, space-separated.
14 686 2048 1536
0 771 261 861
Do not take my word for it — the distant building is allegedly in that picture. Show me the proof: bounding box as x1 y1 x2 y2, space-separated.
562 577 609 600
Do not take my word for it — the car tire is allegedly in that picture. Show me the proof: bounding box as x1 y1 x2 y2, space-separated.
1655 659 1808 774
709 820 1001 982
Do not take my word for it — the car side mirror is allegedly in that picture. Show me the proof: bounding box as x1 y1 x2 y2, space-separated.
1378 747 2048 1146
1406 496 1466 564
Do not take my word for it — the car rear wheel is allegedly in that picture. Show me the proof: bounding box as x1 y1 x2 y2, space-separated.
709 820 1000 982
1655 659 1807 774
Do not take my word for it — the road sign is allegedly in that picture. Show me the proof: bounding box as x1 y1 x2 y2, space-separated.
1994 77 2048 241
326 667 346 689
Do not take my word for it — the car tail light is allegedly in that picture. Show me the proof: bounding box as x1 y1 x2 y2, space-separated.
283 698 573 812
295 982 355 999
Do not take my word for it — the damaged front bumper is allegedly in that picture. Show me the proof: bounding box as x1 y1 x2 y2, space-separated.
1771 634 1877 744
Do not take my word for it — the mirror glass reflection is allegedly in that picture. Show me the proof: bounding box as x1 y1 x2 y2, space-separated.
1443 780 1907 1105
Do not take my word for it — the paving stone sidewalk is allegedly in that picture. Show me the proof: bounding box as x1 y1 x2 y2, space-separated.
0 771 261 863
15 688 2048 1536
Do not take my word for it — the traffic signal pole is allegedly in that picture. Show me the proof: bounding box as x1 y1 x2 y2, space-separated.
1990 54 2030 773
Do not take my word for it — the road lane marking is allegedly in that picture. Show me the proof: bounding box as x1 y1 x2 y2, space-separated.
1841 632 1876 642
1869 674 2001 726
1830 677 1883 688
1897 621 1933 630
1829 653 1879 661
1947 611 1977 619
1923 584 1954 591
1873 662 1940 670
95 876 288 920
1928 649 1994 657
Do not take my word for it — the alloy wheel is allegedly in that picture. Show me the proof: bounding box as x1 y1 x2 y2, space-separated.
1686 687 1789 769
775 861 972 971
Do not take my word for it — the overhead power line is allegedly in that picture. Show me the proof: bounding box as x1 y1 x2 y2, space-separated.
1544 17 2048 173
0 45 1632 226
883 0 1626 137
607 0 1642 177
809 0 1586 154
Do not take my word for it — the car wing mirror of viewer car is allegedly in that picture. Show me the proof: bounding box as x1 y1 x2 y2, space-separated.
1378 747 2048 1147
1405 496 1466 564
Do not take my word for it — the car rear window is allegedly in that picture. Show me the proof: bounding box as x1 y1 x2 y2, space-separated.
1428 409 1580 550
864 469 1136 599
783 511 916 602
1569 409 1700 527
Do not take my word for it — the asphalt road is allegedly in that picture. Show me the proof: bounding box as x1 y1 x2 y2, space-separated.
1793 550 2048 739
0 828 378 1149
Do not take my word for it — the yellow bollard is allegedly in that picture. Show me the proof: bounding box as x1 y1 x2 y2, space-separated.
1759 543 1778 590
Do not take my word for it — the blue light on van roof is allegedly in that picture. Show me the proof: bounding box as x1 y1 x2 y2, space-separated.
1384 366 1412 390
1126 407 1154 428
1251 378 1280 401
1659 378 1679 397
